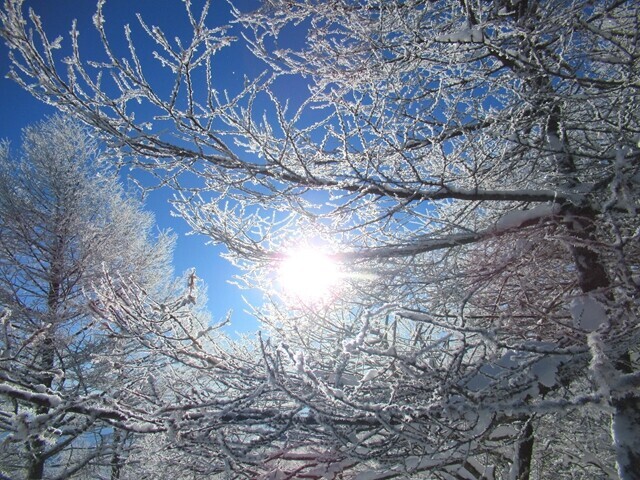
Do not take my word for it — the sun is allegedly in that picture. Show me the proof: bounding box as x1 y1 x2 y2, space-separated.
278 247 341 302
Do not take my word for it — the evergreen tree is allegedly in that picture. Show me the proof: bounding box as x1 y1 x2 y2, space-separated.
0 115 174 479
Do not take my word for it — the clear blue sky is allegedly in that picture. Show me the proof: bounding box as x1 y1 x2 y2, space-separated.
0 0 265 334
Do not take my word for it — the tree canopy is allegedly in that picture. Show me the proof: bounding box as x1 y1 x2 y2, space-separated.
1 0 639 479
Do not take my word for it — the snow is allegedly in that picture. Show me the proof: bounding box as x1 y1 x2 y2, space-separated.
570 295 608 331
489 425 519 439
294 351 305 373
360 369 379 383
328 387 344 399
611 398 640 480
531 356 562 388
466 350 519 391
587 332 617 398
0 383 62 408
305 459 356 477
547 131 564 152
11 411 34 441
343 318 369 353
495 203 560 231
405 456 420 470
122 422 160 433
467 458 495 480
435 27 483 43
354 472 386 480
466 346 565 395
456 467 481 480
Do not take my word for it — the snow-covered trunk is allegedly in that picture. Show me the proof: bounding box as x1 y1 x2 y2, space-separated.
549 109 640 479
27 336 55 479
564 203 640 480
552 149 640 480
610 351 640 480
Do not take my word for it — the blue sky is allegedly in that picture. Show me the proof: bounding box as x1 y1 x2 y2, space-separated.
0 0 266 334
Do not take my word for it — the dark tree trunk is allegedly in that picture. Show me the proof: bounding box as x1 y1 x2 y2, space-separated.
565 209 611 294
611 394 640 480
27 240 63 479
27 334 54 480
544 97 640 478
564 210 640 479
26 450 45 480
511 417 534 480
110 429 123 480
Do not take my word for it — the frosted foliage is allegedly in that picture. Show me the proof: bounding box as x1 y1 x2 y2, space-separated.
1 0 639 479
0 115 175 479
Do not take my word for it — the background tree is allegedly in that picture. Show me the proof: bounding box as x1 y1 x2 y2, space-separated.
1 0 639 479
0 115 175 479
87 271 275 480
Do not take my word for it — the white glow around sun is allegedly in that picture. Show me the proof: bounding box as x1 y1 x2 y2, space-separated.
278 248 341 302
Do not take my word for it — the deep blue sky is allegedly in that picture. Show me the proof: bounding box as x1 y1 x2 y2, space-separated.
0 0 265 334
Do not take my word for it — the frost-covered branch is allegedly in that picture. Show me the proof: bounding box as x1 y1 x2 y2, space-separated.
1 0 639 478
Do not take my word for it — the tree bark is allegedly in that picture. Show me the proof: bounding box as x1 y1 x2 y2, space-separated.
110 429 123 480
566 212 640 479
510 417 534 480
26 334 54 480
547 96 640 477
611 394 640 480
27 238 63 479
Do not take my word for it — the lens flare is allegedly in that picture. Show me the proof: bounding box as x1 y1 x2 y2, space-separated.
278 248 340 302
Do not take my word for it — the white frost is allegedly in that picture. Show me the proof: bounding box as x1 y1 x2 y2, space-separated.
294 351 305 373
495 203 560 231
489 425 519 439
435 27 483 43
587 332 617 398
570 295 608 331
360 369 379 383
531 356 561 388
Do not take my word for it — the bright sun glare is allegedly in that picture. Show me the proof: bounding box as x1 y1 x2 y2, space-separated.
278 248 341 302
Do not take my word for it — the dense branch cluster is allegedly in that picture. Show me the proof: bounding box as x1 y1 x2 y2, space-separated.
0 0 639 479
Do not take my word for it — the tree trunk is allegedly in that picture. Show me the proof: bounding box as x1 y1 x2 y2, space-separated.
612 394 640 480
27 245 62 479
547 100 640 478
26 450 45 480
567 214 640 479
510 417 534 480
110 429 123 480
568 213 640 479
26 334 55 480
